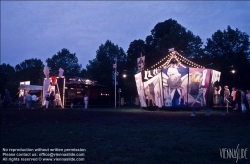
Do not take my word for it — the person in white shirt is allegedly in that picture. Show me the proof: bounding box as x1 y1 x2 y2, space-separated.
45 91 50 109
55 92 61 107
84 95 89 109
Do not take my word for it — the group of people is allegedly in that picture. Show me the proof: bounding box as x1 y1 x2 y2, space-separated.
70 94 89 110
2 88 89 110
213 85 250 113
44 91 61 109
19 91 38 109
2 89 39 110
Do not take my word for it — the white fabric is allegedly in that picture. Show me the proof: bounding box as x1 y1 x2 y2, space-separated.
135 73 147 107
31 95 37 101
201 69 207 86
58 68 64 77
211 70 221 84
43 66 50 78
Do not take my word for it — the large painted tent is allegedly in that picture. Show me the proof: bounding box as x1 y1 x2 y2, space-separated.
135 51 221 108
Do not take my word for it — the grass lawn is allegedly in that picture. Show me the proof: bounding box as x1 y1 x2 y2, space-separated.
1 107 250 164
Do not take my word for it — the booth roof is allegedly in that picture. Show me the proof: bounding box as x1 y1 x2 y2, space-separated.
65 81 111 88
18 85 43 90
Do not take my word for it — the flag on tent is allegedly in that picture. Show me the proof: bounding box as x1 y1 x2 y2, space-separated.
137 56 145 72
168 48 175 52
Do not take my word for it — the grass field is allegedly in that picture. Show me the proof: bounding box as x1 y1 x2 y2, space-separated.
1 107 250 164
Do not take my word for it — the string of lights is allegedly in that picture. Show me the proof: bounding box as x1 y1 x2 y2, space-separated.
146 51 204 70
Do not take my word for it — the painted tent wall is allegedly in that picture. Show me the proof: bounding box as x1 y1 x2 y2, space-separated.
162 67 189 107
135 68 220 108
187 68 211 107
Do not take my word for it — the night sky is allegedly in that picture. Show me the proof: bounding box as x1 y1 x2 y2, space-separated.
1 1 250 68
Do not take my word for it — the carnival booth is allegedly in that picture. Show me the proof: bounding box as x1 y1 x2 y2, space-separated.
42 67 110 108
42 67 65 108
18 83 43 105
64 77 111 108
135 51 221 109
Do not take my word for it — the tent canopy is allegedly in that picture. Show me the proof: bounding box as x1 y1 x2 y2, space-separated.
147 51 204 70
18 85 43 90
135 50 221 109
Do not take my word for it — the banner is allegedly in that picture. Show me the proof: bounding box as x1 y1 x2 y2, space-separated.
134 72 147 107
112 59 120 86
168 48 175 52
137 56 145 72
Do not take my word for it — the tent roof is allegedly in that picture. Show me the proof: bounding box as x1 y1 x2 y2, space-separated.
147 51 204 70
18 85 43 90
68 76 97 85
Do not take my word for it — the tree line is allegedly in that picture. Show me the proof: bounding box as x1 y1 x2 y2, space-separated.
1 19 250 101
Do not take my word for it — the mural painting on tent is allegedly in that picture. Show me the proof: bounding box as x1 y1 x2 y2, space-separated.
135 69 164 108
187 68 211 108
134 51 220 109
162 67 189 107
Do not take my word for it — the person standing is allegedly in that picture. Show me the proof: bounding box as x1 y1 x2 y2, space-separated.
55 92 61 107
224 86 230 104
45 91 50 109
3 89 10 110
236 88 242 112
218 86 223 106
18 94 24 110
246 90 250 111
70 93 76 109
231 87 236 110
49 91 55 108
241 89 247 113
213 87 219 106
84 94 89 109
25 92 32 109
31 94 37 109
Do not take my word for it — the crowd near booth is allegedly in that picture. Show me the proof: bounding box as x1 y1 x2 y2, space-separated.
18 81 43 105
135 51 221 109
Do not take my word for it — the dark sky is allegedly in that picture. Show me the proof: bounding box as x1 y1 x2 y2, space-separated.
1 1 250 68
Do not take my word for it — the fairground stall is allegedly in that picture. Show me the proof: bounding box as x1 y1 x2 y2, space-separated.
42 66 112 108
64 77 111 108
42 67 65 108
17 67 110 108
18 83 43 105
135 51 221 109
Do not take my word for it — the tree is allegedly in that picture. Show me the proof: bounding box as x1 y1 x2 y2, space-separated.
79 68 87 78
0 63 16 97
144 19 203 68
15 58 45 85
203 26 250 87
86 40 127 87
126 39 146 73
46 48 82 79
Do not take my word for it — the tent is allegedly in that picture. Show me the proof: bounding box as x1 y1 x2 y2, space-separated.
135 51 221 108
18 85 43 90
